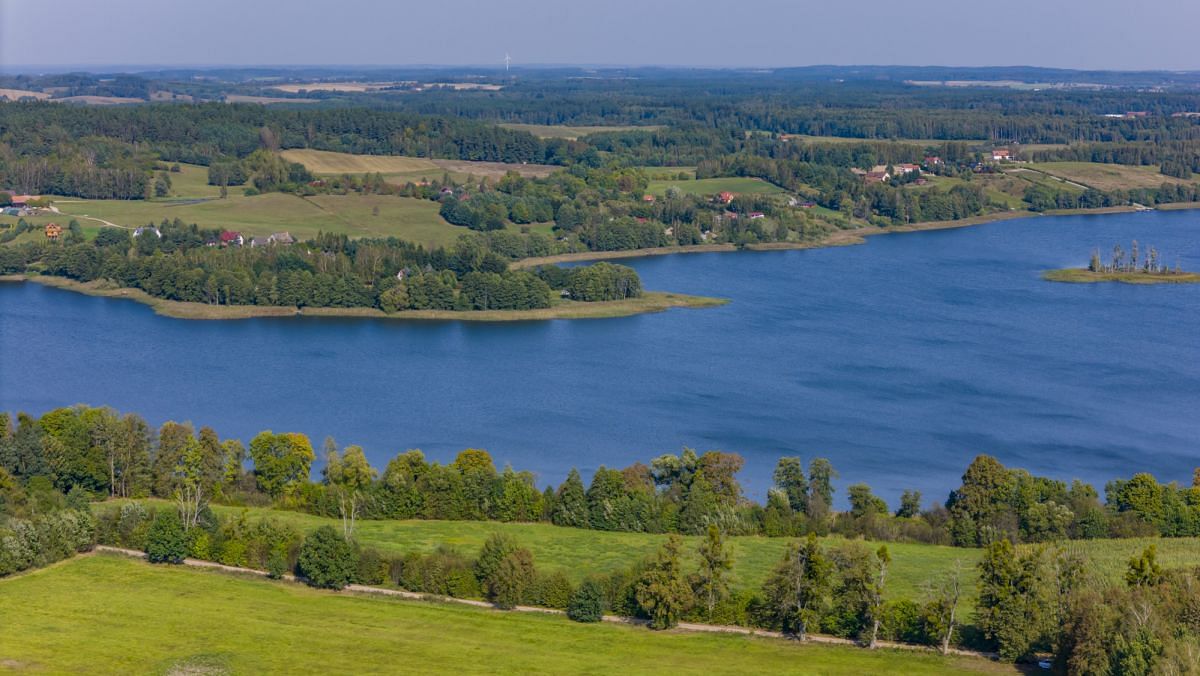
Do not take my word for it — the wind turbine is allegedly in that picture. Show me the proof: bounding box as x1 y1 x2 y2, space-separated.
504 53 512 72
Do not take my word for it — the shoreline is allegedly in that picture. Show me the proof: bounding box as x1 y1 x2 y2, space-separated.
513 206 1150 268
1043 268 1200 284
0 275 727 321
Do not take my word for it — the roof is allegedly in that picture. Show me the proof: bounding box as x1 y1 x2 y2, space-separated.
219 230 241 242
268 231 294 243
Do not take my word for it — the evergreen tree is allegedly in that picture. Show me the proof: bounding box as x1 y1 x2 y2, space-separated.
635 535 692 629
568 578 606 623
552 470 590 528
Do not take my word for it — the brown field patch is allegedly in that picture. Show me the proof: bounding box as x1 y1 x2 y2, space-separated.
0 88 49 101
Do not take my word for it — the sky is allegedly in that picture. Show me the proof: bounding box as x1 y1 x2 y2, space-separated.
2 0 1199 72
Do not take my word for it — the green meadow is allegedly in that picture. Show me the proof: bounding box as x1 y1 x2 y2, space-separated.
646 177 787 197
0 554 1014 675
112 500 1200 617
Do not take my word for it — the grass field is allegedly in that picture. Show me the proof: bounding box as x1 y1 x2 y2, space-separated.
1030 162 1195 191
646 177 787 197
0 555 1012 675
49 192 460 248
99 501 1200 618
500 123 665 140
282 149 559 180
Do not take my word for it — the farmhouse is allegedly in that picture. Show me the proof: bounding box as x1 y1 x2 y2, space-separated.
267 232 295 245
864 171 889 184
9 194 35 207
219 230 244 246
642 194 656 202
717 191 735 204
895 163 921 174
748 212 766 220
924 156 943 166
249 237 269 248
991 149 1012 161
44 223 63 240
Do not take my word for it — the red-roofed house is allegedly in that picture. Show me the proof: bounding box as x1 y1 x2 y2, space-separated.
718 191 735 204
924 156 943 166
642 194 656 202
895 163 921 174
991 149 1012 161
219 230 244 247
748 212 766 220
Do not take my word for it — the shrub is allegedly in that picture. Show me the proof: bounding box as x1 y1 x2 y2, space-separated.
490 549 536 609
568 578 605 622
267 546 289 579
535 571 574 609
145 511 187 564
297 526 356 589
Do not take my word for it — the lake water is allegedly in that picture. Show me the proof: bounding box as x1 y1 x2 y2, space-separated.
2 210 1199 506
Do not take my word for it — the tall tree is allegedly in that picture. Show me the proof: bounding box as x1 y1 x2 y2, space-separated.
636 535 692 629
249 431 315 498
691 524 733 620
552 468 589 528
324 443 377 539
807 458 837 519
762 533 833 639
772 456 808 514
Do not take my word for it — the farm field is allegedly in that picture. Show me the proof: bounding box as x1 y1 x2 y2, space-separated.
48 192 460 248
500 123 665 139
1029 161 1195 191
0 555 1010 675
646 177 787 197
281 149 559 179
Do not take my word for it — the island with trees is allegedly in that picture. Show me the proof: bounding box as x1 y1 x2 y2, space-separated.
1045 241 1200 284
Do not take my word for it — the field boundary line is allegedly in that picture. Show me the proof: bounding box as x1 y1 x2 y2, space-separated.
91 546 994 659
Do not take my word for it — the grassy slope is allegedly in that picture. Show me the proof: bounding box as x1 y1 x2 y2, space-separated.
646 177 787 197
282 149 558 180
108 502 1200 616
49 192 458 248
0 555 1011 675
1030 161 1196 191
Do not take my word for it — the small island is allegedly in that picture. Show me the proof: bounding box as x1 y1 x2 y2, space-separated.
1045 241 1200 284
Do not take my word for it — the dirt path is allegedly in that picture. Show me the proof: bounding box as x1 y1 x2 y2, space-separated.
91 545 995 660
48 204 132 230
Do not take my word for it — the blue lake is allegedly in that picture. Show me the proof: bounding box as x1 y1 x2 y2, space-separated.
2 210 1199 506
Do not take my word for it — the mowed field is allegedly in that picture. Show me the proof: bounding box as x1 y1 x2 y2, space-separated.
1030 161 1196 191
0 555 1014 675
646 177 787 197
500 123 666 140
282 149 560 180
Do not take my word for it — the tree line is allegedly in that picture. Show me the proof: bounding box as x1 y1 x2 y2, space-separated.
4 406 1198 547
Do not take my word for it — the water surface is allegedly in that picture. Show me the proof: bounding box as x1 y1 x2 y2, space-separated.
2 210 1198 505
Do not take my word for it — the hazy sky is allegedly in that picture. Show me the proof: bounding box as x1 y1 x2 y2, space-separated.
3 0 1198 71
